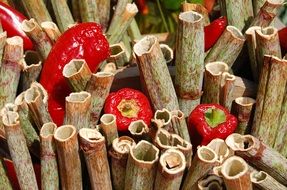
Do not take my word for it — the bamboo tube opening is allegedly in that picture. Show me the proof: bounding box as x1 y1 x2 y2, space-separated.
21 19 37 32
24 51 41 66
6 36 23 46
95 71 114 77
31 82 48 104
235 97 256 106
4 36 23 62
221 156 248 179
198 175 224 190
157 129 170 146
160 149 186 173
79 128 103 142
226 26 245 41
268 0 284 5
171 110 184 119
3 103 18 112
133 35 157 56
128 120 148 134
66 91 91 102
160 44 174 63
110 43 125 56
205 62 229 76
100 114 116 125
102 62 117 73
2 111 19 126
113 136 136 153
198 146 218 163
172 134 191 149
179 10 203 23
41 21 58 30
207 139 231 163
250 171 267 183
41 122 56 137
256 27 278 40
54 125 76 142
222 72 236 84
154 109 172 125
131 140 159 162
63 59 87 77
225 133 255 151
25 86 40 103
126 3 138 14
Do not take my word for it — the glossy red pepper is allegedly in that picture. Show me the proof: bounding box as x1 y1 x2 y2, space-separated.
104 88 153 132
204 16 227 52
188 104 237 147
135 0 149 15
0 2 33 50
204 0 216 13
278 27 287 55
40 23 110 126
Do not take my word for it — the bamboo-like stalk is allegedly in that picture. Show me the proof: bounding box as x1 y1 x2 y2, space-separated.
51 0 74 32
220 156 252 190
100 114 119 148
251 170 287 190
175 11 204 116
124 140 160 190
128 120 149 140
250 0 284 27
127 18 142 41
107 3 138 44
54 125 82 190
134 35 179 111
102 62 118 73
2 111 38 190
40 122 59 190
181 2 210 25
31 81 49 104
64 91 91 130
85 72 114 126
21 19 52 59
122 32 132 60
79 0 99 22
20 50 42 91
71 0 81 22
182 146 219 190
0 32 7 67
170 110 190 142
253 0 267 14
220 72 236 110
41 21 61 43
197 174 225 190
63 59 92 92
79 128 112 190
0 36 23 109
205 26 245 67
232 97 256 134
21 0 51 23
96 0 110 32
160 44 174 64
154 108 172 131
219 0 254 31
251 55 287 146
154 149 186 190
0 158 12 190
25 86 52 130
207 138 234 164
0 104 18 138
107 43 129 67
109 136 136 190
225 133 287 185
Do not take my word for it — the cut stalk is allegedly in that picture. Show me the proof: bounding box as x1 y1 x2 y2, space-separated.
79 128 112 190
85 72 114 126
124 140 159 190
0 158 12 190
51 0 74 32
54 125 82 190
107 43 129 67
21 19 52 59
71 0 81 22
181 2 210 25
41 21 61 43
207 138 234 164
64 91 91 131
40 122 59 190
3 111 38 190
170 110 190 142
0 32 7 67
127 18 142 41
175 11 204 116
109 136 136 190
134 35 179 111
154 108 172 131
253 0 267 14
79 0 99 23
63 59 92 92
220 72 236 110
99 114 119 148
197 174 225 190
225 133 287 185
21 0 51 23
128 120 149 141
205 26 245 67
160 44 174 64
154 149 186 190
251 170 287 190
96 0 110 32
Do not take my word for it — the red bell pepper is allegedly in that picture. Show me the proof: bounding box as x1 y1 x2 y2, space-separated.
135 0 149 15
204 16 227 52
188 104 237 147
204 0 216 13
104 88 153 132
0 2 33 50
40 23 110 126
278 27 287 55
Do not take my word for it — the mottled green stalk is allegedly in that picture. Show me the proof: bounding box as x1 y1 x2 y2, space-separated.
0 159 12 189
160 44 174 64
170 110 190 142
197 175 225 190
21 19 52 59
71 0 81 22
107 43 129 67
154 108 172 130
181 2 210 25
51 0 74 32
0 32 7 67
205 26 245 67
109 136 136 190
21 0 52 23
253 0 267 14
41 21 61 43
154 149 186 190
99 114 118 148
79 128 112 190
0 36 23 109
3 111 38 190
127 18 142 41
79 0 99 22
251 170 287 190
221 72 236 110
134 35 179 111
128 120 149 141
96 0 110 32
251 56 287 147
40 122 59 190
85 72 114 126
124 140 159 190
175 11 204 116
64 92 91 131
225 133 287 185
63 59 92 92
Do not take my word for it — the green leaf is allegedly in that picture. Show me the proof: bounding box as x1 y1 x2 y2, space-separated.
187 0 204 4
204 107 226 128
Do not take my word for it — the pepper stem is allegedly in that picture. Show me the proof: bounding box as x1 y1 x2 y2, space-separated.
117 99 140 118
204 106 226 128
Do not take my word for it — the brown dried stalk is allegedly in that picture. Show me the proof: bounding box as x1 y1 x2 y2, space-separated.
86 72 114 126
253 0 267 14
0 31 7 67
160 44 174 64
128 120 149 141
51 0 74 32
3 111 38 189
107 43 129 67
96 0 110 32
220 72 236 110
251 170 287 190
21 19 52 59
124 140 159 190
225 133 287 185
197 174 225 190
54 125 82 190
40 122 59 190
181 2 210 25
21 0 51 23
134 35 179 111
0 158 12 189
64 91 91 130
207 138 234 164
170 110 190 142
63 59 92 92
41 21 61 43
79 128 112 190
100 114 119 148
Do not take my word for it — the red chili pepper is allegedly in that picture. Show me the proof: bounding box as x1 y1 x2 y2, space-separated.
188 104 237 147
40 23 110 126
204 16 227 52
0 2 33 50
278 27 287 55
104 88 153 132
135 0 149 15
